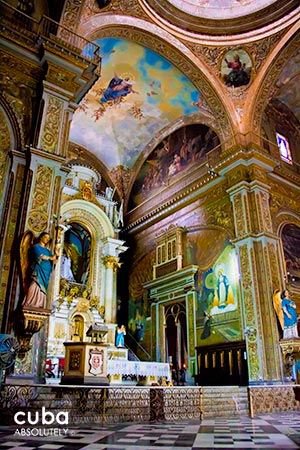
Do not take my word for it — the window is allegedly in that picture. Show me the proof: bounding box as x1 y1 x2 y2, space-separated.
276 132 292 164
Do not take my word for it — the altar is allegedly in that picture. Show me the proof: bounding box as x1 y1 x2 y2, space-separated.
107 360 171 385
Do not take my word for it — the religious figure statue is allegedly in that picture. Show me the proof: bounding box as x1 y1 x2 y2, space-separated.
281 290 298 339
60 249 75 282
21 231 58 309
115 325 126 348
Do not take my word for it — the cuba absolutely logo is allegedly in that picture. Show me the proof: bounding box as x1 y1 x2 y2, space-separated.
14 407 69 437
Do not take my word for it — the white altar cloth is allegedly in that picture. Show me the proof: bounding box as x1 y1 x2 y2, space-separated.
107 360 171 380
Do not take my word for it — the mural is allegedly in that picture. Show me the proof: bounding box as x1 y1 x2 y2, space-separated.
61 223 91 285
166 0 276 19
197 244 242 346
131 124 220 207
275 52 300 122
281 224 300 287
71 38 206 170
221 49 252 88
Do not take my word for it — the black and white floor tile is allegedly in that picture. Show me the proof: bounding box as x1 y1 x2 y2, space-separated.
0 412 299 449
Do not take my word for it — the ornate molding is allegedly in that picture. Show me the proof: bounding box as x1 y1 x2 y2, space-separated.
40 96 64 154
27 165 53 233
239 245 260 381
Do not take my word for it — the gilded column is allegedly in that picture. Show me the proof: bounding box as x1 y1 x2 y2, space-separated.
186 290 197 375
228 175 283 382
0 151 27 331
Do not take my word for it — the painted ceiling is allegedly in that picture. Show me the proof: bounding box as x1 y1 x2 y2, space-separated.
70 38 204 171
274 51 300 122
166 0 277 19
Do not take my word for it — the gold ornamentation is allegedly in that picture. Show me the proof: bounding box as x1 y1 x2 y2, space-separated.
0 164 25 325
46 63 80 94
40 96 63 153
239 244 260 380
102 255 121 271
60 0 83 33
110 165 132 199
0 110 10 202
27 165 53 233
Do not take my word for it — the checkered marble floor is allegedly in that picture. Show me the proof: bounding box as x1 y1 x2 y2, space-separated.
0 412 299 449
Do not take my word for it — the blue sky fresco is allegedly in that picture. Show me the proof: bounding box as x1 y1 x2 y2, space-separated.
71 38 203 170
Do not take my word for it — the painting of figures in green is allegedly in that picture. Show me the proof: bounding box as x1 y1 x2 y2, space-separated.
197 244 242 346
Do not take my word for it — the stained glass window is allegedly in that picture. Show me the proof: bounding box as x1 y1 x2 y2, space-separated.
276 132 292 164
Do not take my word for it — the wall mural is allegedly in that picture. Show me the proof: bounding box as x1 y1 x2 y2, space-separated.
71 38 206 170
281 223 300 287
221 49 252 88
131 124 220 207
127 249 155 343
196 244 242 346
274 51 300 122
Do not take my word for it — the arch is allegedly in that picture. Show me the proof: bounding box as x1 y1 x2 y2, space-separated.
276 211 300 235
243 22 300 135
0 94 23 149
78 16 239 138
60 199 115 239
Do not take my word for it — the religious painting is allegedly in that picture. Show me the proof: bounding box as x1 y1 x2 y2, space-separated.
274 51 300 124
197 244 242 346
128 299 146 343
71 38 206 170
221 49 252 88
281 223 300 287
88 348 104 376
61 223 91 285
130 124 220 207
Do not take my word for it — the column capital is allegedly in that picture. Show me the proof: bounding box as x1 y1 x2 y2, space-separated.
102 255 121 272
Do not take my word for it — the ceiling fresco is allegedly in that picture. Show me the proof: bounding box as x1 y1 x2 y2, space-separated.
70 38 204 171
166 0 276 19
274 51 300 122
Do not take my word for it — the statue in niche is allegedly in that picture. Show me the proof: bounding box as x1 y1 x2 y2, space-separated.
20 231 58 309
62 223 91 285
60 248 75 282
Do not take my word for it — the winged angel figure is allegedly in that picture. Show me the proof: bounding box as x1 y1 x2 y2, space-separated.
20 231 58 309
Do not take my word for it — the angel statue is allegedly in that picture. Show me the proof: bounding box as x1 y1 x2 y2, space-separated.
21 231 59 309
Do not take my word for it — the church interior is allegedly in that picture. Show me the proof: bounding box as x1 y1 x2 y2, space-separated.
0 0 300 447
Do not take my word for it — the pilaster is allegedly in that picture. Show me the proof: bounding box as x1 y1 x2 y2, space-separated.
228 174 284 382
0 150 27 332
